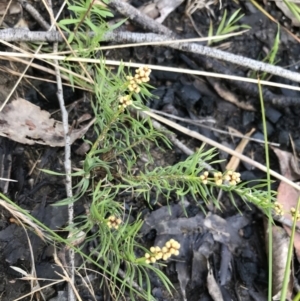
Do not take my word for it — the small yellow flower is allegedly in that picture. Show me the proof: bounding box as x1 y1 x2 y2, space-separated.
200 171 209 184
161 239 180 261
107 215 122 229
126 75 134 81
170 239 180 249
119 95 132 108
126 67 151 94
150 246 156 253
169 248 176 255
150 257 156 263
144 252 157 264
214 172 223 186
136 66 151 78
290 207 300 221
224 170 241 186
141 76 150 83
133 86 141 93
155 252 163 260
144 238 180 264
162 253 171 261
274 201 283 216
162 246 168 253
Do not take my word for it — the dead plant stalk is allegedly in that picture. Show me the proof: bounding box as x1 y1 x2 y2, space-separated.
43 0 76 300
1 29 300 83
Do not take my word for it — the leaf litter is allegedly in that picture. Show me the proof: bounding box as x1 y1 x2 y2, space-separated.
270 147 300 299
273 148 300 260
0 98 95 147
141 203 257 300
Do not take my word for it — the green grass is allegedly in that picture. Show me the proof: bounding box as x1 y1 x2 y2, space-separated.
208 8 251 45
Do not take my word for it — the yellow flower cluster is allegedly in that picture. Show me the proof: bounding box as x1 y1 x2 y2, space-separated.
126 66 151 93
274 201 283 216
119 95 132 109
223 170 241 186
107 215 122 229
145 239 180 264
290 207 300 221
199 170 241 186
199 171 209 184
214 172 223 186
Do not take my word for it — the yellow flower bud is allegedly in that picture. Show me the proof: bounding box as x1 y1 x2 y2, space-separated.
150 247 156 253
169 248 176 255
162 247 168 253
162 254 170 261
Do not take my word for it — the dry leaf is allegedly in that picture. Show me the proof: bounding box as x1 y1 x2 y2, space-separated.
0 1 21 15
207 260 224 301
176 262 189 301
0 98 95 147
226 127 256 171
274 0 300 27
139 0 184 23
211 80 255 111
266 224 291 299
273 148 300 262
139 2 160 19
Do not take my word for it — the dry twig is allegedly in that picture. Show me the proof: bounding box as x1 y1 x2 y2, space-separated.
18 0 51 30
43 0 75 300
151 110 280 146
107 0 300 83
1 28 300 86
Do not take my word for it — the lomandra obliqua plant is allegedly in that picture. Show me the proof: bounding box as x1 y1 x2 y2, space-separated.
43 1 279 299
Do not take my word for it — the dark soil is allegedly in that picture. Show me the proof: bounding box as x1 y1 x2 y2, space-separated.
0 0 300 300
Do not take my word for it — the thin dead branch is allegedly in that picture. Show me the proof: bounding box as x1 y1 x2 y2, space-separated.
44 0 76 300
107 0 300 83
150 110 280 146
18 0 51 30
1 28 300 85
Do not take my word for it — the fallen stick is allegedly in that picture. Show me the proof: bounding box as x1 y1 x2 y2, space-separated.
1 28 300 83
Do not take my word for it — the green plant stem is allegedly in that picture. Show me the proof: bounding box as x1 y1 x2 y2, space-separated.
281 197 300 301
88 110 122 156
73 0 97 34
258 79 273 301
88 90 134 156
